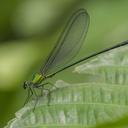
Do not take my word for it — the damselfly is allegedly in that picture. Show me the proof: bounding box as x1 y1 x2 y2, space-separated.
23 8 128 106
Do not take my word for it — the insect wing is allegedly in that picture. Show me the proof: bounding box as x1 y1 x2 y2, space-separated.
40 9 89 76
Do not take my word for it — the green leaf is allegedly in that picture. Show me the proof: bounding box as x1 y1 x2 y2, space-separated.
4 46 128 128
95 115 128 128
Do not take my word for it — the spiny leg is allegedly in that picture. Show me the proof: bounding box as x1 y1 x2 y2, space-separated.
35 82 58 106
37 85 44 96
32 88 39 111
23 88 33 106
47 88 51 106
23 88 30 106
38 86 52 106
39 82 55 105
43 82 59 105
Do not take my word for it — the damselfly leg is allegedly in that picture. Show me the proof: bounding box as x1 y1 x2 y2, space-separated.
24 88 33 106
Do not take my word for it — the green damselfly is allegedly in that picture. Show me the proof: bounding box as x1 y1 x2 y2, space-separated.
23 8 128 106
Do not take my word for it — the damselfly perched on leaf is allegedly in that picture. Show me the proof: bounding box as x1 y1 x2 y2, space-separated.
23 8 128 107
23 9 89 104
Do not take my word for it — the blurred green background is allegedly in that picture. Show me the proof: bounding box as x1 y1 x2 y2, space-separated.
1 0 128 127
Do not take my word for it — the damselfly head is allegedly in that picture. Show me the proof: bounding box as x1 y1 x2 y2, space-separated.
23 81 32 89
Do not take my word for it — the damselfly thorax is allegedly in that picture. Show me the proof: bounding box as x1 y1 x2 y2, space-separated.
23 73 47 89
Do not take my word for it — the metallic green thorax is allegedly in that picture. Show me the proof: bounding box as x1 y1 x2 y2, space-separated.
32 73 44 84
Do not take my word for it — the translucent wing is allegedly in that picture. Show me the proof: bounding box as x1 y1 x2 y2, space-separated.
40 9 89 76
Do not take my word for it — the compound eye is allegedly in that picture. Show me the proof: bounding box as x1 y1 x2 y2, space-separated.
23 81 27 89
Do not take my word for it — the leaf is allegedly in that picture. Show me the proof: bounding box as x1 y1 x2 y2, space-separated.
95 115 128 128
4 45 128 128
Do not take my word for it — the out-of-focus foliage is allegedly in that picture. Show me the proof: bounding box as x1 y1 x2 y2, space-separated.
1 0 128 127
